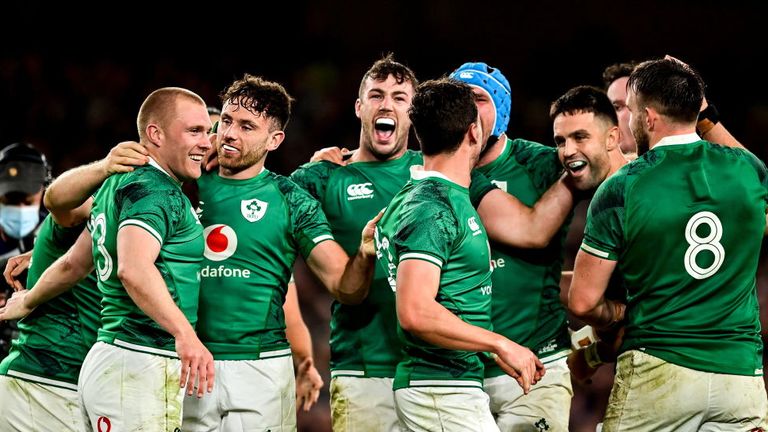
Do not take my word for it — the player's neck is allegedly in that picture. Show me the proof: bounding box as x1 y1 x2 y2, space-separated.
219 158 267 180
475 133 507 168
607 148 629 177
423 147 473 188
352 143 407 163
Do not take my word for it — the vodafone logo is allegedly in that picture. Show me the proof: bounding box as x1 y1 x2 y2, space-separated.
96 417 111 432
204 224 238 261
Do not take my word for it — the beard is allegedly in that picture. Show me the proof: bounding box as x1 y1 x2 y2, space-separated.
632 126 650 156
217 145 266 174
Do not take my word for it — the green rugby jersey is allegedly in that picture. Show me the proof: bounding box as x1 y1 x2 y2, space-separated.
291 150 496 378
89 160 203 356
0 215 100 389
475 138 571 377
582 136 767 376
196 170 333 360
374 169 493 389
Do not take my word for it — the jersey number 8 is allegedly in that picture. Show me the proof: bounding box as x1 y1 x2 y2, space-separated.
684 211 724 280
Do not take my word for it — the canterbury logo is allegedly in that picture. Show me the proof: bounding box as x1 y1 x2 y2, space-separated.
346 183 374 200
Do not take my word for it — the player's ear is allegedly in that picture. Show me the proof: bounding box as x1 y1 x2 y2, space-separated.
354 98 362 119
268 130 285 152
145 124 163 148
605 125 619 151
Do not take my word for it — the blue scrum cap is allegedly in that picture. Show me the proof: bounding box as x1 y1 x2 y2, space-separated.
450 62 511 141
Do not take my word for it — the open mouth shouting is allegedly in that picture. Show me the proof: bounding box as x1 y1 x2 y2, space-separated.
374 117 396 142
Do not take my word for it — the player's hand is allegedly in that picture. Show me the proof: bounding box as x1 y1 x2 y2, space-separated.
594 325 625 363
295 357 323 412
4 251 32 291
567 346 601 384
360 209 385 257
176 332 215 398
310 146 352 165
103 141 149 175
493 339 546 394
0 289 34 321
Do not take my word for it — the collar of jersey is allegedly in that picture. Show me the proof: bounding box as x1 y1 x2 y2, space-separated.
654 132 701 148
410 165 467 191
211 166 269 184
147 157 181 186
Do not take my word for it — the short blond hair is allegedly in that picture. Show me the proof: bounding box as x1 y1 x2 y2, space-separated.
137 87 205 141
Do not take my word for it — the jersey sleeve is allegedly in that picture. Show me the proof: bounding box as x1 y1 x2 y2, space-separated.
115 180 185 245
581 171 627 261
278 176 335 259
290 161 337 201
514 139 563 193
743 149 768 205
469 169 498 208
394 183 459 269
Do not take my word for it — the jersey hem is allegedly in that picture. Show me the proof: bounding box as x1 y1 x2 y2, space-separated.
3 370 79 391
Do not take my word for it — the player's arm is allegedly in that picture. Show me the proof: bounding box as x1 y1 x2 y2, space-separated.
305 211 382 305
0 230 94 321
478 173 574 249
396 259 544 393
116 226 214 398
284 279 323 412
568 249 624 328
309 146 353 165
44 142 148 227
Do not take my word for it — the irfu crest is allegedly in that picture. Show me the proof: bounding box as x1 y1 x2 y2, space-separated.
241 198 268 222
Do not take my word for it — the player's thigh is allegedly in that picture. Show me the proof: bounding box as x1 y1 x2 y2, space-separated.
395 386 499 432
330 376 398 432
79 342 183 432
701 373 768 431
485 356 573 432
602 350 706 432
0 375 84 432
218 356 296 432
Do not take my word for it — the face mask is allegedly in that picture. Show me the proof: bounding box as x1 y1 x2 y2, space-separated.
0 204 40 239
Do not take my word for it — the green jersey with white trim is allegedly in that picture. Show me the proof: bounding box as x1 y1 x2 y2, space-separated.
582 139 766 376
475 138 571 376
89 161 203 355
374 170 493 390
291 150 497 378
0 215 101 388
196 170 333 360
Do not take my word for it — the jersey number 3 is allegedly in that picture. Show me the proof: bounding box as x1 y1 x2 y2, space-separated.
91 213 114 282
684 211 724 280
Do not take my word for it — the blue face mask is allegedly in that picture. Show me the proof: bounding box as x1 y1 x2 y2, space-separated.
0 204 40 239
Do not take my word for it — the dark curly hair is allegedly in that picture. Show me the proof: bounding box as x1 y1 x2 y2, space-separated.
409 78 477 156
358 53 418 98
220 74 294 131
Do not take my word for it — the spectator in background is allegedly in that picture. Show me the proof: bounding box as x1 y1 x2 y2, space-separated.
0 143 49 357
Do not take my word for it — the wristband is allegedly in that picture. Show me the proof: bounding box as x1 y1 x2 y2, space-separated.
697 104 719 135
583 343 603 369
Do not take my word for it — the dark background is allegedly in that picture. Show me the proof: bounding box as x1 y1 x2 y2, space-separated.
2 2 766 431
